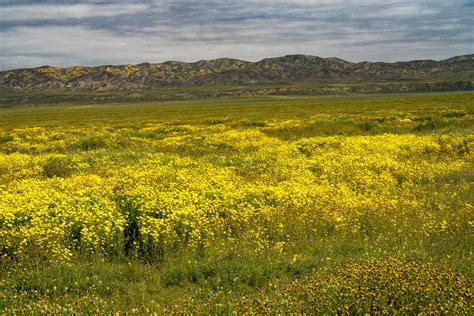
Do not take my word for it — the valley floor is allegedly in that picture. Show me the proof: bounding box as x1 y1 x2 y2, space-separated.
0 92 473 313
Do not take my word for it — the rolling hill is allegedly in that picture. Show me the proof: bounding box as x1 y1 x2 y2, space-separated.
1 54 472 92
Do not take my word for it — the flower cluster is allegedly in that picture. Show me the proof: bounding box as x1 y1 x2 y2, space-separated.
1 121 472 265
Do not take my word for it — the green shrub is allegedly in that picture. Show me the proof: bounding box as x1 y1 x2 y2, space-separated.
358 121 375 132
42 155 78 178
0 134 14 144
75 135 107 151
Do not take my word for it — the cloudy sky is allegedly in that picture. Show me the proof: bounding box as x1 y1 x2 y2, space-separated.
0 0 472 70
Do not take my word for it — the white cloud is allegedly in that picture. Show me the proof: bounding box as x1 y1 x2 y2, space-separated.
0 3 149 21
0 0 471 70
0 24 342 69
368 3 439 17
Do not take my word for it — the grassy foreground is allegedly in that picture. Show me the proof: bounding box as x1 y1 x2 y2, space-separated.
0 93 473 314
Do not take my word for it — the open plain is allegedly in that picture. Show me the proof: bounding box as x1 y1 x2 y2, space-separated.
0 92 472 313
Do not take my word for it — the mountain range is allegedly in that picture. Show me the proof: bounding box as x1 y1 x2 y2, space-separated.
1 54 473 91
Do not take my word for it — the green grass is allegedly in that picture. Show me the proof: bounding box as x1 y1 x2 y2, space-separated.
1 92 472 129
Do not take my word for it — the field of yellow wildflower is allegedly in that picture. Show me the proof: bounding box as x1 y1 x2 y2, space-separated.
0 93 472 313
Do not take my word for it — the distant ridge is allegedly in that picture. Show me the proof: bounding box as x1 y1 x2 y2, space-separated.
1 54 472 91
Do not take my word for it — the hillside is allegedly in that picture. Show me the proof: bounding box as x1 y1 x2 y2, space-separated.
1 54 473 92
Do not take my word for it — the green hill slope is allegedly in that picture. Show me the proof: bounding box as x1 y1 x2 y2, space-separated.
1 54 472 91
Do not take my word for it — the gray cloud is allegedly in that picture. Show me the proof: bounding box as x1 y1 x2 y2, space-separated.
0 0 472 70
0 3 149 21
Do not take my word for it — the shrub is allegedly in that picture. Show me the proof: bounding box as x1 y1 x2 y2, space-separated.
75 135 107 151
42 155 78 178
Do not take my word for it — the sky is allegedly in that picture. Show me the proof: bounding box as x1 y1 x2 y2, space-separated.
0 0 473 70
